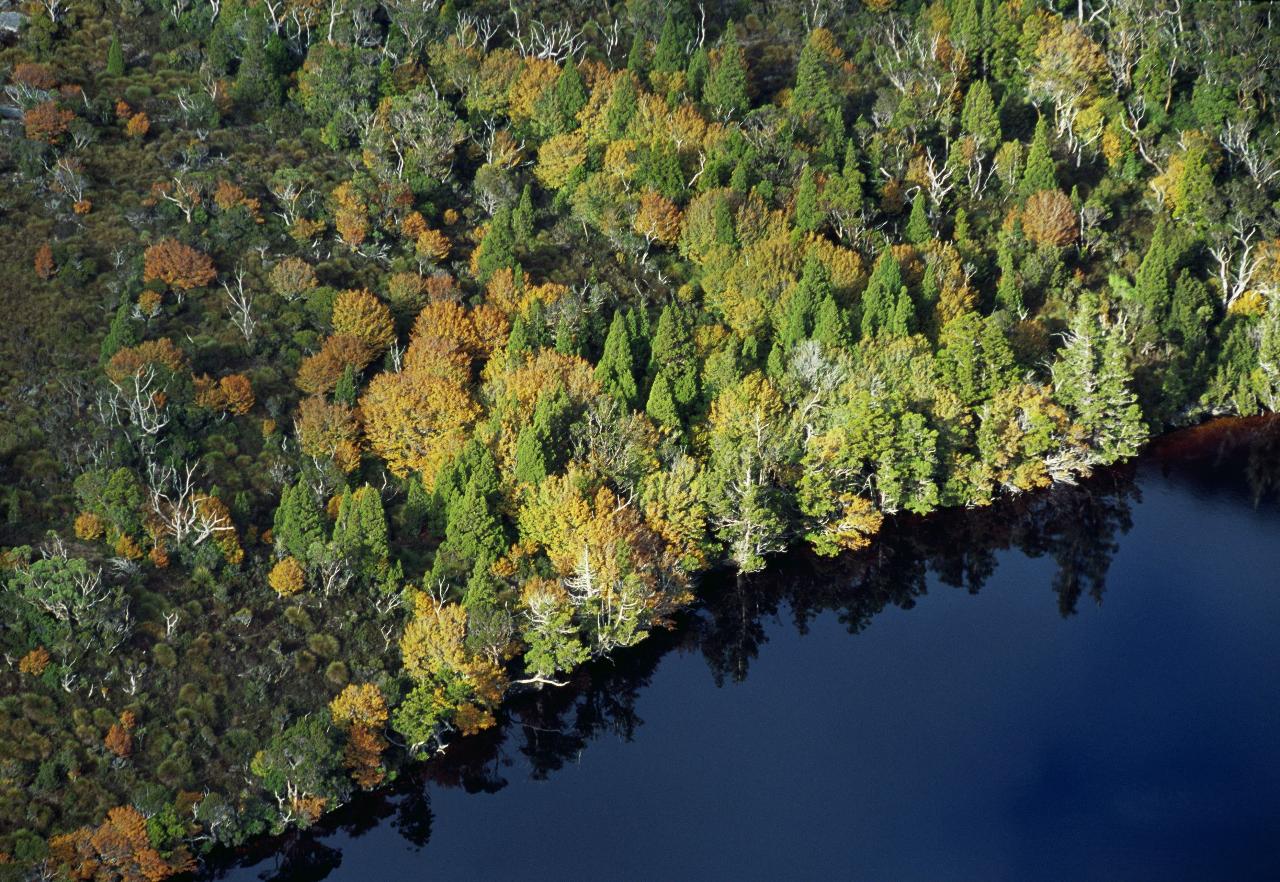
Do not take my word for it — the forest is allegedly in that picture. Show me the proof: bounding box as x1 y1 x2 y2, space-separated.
0 0 1278 877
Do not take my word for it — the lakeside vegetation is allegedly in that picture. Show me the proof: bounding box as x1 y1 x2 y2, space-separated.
1 0 1278 876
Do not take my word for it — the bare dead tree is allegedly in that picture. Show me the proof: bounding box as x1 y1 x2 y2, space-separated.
222 267 257 344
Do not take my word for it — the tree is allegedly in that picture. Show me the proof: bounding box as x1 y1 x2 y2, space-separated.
779 252 831 350
791 29 840 120
273 480 324 561
330 683 388 729
143 240 217 291
704 373 794 572
107 33 124 76
1134 218 1175 320
1023 189 1077 248
1021 117 1057 196
995 241 1024 314
332 289 395 355
34 242 54 280
861 248 911 338
431 473 507 585
961 79 1001 150
24 101 74 145
1051 295 1148 466
49 806 193 882
647 302 698 411
333 485 390 585
634 190 682 248
905 191 931 244
595 309 640 409
513 184 535 241
474 206 516 282
653 7 690 75
705 26 748 119
794 165 822 235
269 556 306 596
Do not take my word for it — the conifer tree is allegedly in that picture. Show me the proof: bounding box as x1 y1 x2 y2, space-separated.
960 79 1000 150
686 47 709 97
794 165 822 235
333 485 389 583
713 195 737 246
513 184 535 242
107 34 124 76
431 475 506 584
906 191 931 245
513 421 550 485
1052 294 1146 465
100 299 139 363
596 309 639 408
644 141 685 200
550 63 587 133
1021 117 1057 196
704 26 749 119
995 241 1023 314
950 0 983 60
648 302 698 409
475 206 515 282
273 480 324 561
1135 218 1175 320
604 74 639 138
780 252 831 350
646 372 682 431
333 364 358 406
403 474 430 537
653 10 686 74
812 294 852 351
861 249 909 339
792 30 839 120
627 31 648 76
953 206 973 249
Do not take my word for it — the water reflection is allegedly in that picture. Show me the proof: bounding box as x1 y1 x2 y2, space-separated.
203 416 1280 880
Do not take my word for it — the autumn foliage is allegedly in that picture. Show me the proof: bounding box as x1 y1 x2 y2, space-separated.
143 240 217 291
34 243 55 280
48 806 194 882
269 556 305 596
295 396 362 472
18 646 51 676
195 373 255 415
25 101 74 144
1022 189 1078 248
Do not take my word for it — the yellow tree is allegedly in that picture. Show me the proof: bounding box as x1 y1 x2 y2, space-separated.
332 289 396 355
360 369 479 481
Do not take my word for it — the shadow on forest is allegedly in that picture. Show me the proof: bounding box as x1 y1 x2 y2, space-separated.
200 415 1280 881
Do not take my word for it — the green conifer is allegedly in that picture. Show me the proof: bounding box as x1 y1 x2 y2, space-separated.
1021 117 1057 196
513 184 535 242
794 165 822 235
604 73 639 138
906 191 931 244
596 310 639 408
960 79 1000 150
861 249 908 339
107 34 124 77
704 26 749 119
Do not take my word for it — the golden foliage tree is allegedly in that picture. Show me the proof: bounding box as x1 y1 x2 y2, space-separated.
360 369 479 480
332 289 396 354
269 556 305 596
295 396 362 473
1022 189 1078 248
143 240 217 291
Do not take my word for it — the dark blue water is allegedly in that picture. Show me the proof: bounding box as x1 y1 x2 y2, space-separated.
209 424 1280 881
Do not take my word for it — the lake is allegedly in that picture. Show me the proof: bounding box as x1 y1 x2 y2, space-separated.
205 419 1280 882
